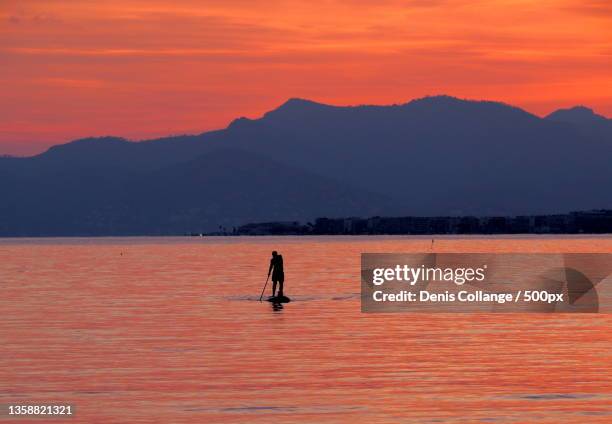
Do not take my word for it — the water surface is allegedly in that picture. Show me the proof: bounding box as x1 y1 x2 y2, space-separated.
1 236 611 423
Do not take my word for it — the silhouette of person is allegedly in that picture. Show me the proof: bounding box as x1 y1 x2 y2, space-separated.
268 251 284 297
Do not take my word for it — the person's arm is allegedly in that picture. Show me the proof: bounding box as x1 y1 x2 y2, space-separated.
268 259 274 276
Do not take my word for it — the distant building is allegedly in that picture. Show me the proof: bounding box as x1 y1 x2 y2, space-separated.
226 210 612 236
235 221 309 235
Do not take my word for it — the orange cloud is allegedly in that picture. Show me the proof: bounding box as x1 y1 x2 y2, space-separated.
0 0 610 155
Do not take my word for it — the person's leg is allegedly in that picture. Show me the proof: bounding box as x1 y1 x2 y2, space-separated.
272 280 277 297
278 276 284 297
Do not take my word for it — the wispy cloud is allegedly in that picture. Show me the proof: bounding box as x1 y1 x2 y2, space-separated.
0 0 610 155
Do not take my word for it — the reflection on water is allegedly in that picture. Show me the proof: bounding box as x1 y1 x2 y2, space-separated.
1 236 612 423
271 302 284 312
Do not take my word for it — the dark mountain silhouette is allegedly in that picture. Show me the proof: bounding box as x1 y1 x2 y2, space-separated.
545 105 611 141
1 95 610 236
118 149 400 235
546 106 608 124
0 149 398 236
218 96 612 215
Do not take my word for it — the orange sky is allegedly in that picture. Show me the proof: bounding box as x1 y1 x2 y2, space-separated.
1 0 611 155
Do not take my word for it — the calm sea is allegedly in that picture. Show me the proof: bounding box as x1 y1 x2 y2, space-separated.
1 236 611 423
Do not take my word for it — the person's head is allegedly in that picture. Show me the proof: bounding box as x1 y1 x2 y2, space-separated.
272 251 278 257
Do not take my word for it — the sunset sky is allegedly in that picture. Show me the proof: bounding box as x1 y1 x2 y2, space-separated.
1 0 611 155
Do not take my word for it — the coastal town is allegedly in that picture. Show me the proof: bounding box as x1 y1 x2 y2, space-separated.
207 209 612 236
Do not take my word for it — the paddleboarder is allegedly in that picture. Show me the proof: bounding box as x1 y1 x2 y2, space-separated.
268 251 284 298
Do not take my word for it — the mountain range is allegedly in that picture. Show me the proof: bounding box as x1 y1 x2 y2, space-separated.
1 95 610 236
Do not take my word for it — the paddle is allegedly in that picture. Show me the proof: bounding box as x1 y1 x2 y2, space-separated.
259 274 271 302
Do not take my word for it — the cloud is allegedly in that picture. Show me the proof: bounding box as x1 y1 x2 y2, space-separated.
565 0 612 17
0 0 610 155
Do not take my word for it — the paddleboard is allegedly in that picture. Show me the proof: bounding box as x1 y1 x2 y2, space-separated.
266 295 291 303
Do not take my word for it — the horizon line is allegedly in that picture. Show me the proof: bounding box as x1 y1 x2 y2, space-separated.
2 94 608 158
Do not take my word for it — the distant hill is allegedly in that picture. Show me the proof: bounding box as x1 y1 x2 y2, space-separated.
1 95 611 236
0 149 398 236
546 106 608 124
